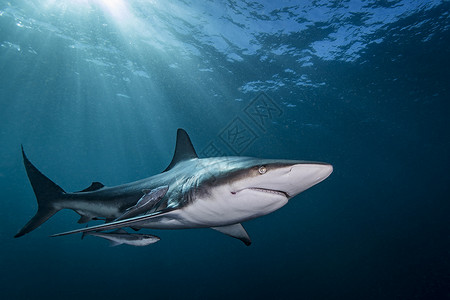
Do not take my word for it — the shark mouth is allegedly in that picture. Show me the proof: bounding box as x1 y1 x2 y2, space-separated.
247 187 290 198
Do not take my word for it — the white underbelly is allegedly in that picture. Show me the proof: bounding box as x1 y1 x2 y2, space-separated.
138 193 288 229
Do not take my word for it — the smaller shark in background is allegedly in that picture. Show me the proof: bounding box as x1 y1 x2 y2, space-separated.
16 128 333 246
82 229 160 247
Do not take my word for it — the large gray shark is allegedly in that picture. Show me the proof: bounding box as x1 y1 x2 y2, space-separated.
16 129 333 245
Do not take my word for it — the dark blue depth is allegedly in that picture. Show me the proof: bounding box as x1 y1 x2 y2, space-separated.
0 1 449 299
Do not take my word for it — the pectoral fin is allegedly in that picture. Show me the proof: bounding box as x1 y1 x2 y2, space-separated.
211 223 252 246
109 241 122 247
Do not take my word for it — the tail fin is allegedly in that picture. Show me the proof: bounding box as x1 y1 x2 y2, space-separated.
15 146 65 238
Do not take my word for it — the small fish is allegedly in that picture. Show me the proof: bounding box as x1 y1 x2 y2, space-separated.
114 186 169 221
82 229 160 247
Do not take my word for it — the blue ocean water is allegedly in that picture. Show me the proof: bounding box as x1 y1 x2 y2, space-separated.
1 0 449 299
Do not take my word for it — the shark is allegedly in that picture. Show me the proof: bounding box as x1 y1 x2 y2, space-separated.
81 229 160 247
15 128 333 246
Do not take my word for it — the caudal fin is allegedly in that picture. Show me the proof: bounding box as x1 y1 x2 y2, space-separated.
15 146 65 238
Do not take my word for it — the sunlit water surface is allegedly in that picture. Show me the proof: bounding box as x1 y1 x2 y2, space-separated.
0 1 449 299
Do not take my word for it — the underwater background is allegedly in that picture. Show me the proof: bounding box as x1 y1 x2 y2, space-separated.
0 0 449 299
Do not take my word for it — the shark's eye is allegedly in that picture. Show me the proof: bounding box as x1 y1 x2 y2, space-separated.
258 166 267 174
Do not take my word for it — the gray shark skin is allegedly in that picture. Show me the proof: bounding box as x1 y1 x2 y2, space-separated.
16 129 333 246
82 229 160 247
114 186 169 221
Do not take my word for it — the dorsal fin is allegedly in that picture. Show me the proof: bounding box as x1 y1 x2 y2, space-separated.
163 128 198 172
77 182 105 193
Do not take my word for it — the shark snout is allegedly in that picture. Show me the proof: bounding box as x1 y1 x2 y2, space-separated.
291 163 333 181
284 163 333 197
